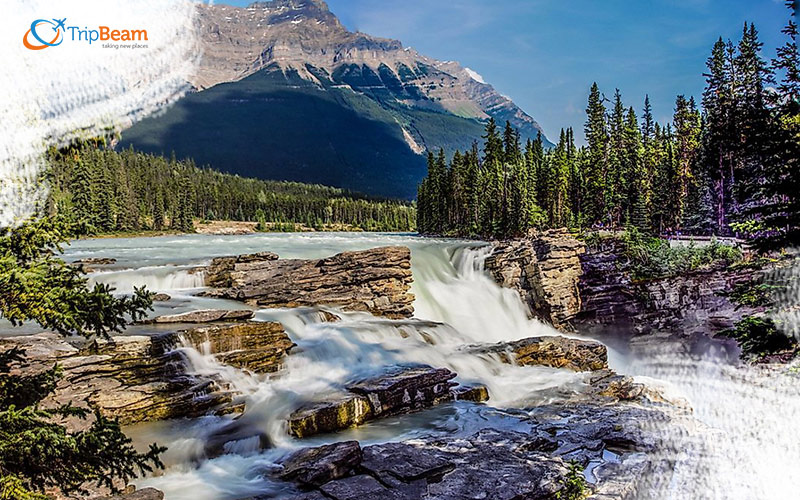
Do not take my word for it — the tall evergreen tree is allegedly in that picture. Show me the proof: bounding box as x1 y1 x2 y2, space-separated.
584 83 609 225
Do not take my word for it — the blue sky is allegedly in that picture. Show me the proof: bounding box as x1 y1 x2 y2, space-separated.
226 0 792 144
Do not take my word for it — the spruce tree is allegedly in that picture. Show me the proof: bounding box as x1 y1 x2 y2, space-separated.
584 83 609 226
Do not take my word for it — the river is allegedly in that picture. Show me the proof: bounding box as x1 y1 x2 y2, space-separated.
56 232 800 500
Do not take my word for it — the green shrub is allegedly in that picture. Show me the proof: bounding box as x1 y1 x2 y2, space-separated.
724 316 795 357
556 460 587 500
595 228 743 280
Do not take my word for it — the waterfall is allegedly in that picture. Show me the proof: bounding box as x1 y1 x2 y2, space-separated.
88 265 206 293
59 234 798 500
132 242 583 499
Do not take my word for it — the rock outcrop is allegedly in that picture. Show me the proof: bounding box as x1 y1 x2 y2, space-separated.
148 309 254 323
204 247 415 318
576 239 758 336
471 335 608 372
486 229 585 329
273 376 693 500
288 366 488 438
0 322 293 425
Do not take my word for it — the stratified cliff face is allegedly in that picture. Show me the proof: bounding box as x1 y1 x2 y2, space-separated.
119 1 551 198
192 0 549 142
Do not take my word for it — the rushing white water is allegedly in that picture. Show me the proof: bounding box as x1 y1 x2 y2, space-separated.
59 233 800 500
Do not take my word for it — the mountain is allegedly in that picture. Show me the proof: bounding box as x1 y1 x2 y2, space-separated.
120 0 551 199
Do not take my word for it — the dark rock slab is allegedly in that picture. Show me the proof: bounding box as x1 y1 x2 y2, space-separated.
279 441 362 487
347 366 457 416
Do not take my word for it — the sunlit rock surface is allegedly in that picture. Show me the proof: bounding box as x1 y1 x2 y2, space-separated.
204 246 415 318
288 366 488 438
486 229 585 329
470 335 608 372
0 321 293 425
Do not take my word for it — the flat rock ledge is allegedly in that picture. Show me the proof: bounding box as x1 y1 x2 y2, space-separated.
202 246 415 318
267 387 694 500
288 366 488 438
146 308 254 324
0 321 293 426
470 335 608 372
486 229 585 330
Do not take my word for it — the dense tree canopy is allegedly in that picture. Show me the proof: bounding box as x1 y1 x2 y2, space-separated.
418 5 799 249
46 142 416 235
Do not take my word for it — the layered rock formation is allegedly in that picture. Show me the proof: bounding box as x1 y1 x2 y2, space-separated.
288 365 488 438
485 229 585 329
472 335 608 372
0 322 293 425
577 240 758 336
204 246 415 318
486 232 756 339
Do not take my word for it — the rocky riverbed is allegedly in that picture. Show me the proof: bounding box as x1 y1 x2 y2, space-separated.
7 232 791 500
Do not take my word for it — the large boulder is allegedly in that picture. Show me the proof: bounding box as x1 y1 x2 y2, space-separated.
279 441 363 487
288 366 488 438
471 335 608 372
486 229 585 329
0 321 293 425
203 247 415 318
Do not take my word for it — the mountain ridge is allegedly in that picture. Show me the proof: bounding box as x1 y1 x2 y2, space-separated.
119 0 552 198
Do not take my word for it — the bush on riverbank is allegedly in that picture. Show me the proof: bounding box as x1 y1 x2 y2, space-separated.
583 228 742 280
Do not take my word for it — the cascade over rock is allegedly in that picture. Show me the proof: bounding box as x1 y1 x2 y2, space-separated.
0 322 293 425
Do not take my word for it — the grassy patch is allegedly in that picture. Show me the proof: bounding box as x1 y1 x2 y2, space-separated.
556 461 587 500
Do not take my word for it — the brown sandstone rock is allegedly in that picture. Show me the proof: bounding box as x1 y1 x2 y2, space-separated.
150 309 254 323
1 321 293 426
204 246 414 318
471 335 608 372
486 229 585 329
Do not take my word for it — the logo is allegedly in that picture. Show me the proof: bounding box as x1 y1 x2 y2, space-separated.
23 18 66 50
23 18 149 50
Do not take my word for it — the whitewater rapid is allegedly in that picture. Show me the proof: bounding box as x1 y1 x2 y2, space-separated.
60 232 800 500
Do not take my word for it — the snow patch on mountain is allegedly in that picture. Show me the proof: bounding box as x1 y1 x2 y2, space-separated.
464 67 486 84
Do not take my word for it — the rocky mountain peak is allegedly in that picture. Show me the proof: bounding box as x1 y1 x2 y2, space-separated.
191 2 548 143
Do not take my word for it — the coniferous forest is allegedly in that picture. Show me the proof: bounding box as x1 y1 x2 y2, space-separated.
45 142 416 234
418 9 800 251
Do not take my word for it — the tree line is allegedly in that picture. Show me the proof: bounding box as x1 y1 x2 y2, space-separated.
45 142 416 235
418 3 799 250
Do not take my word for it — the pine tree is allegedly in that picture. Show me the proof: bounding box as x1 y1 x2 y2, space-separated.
584 83 608 226
0 218 163 498
152 189 165 231
673 95 702 229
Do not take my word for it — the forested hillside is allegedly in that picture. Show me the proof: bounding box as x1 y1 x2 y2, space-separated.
418 10 799 251
45 142 416 234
